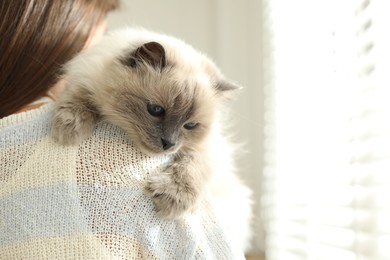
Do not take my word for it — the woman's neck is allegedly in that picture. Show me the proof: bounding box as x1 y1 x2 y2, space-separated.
14 79 65 114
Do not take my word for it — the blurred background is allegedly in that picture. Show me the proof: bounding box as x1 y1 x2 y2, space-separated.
108 0 390 259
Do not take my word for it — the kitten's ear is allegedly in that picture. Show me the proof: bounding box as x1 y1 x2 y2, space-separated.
215 79 242 99
124 41 166 69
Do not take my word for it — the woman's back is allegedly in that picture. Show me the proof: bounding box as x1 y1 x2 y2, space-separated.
0 103 244 259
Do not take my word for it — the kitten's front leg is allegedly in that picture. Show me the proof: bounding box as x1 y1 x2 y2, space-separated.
146 153 210 219
52 88 98 145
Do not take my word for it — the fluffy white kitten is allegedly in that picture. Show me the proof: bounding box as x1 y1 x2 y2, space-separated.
52 28 252 251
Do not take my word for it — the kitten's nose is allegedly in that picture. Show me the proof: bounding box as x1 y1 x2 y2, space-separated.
161 138 175 150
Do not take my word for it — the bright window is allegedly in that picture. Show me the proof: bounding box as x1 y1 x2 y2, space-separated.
262 0 390 259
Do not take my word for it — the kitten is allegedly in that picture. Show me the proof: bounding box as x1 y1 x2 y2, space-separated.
52 28 241 220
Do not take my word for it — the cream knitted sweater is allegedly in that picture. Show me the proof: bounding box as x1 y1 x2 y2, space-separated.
0 103 244 260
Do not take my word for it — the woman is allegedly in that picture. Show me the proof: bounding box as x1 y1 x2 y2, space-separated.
0 0 116 116
0 1 245 259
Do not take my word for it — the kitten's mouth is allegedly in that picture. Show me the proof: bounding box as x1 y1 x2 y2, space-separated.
138 139 179 155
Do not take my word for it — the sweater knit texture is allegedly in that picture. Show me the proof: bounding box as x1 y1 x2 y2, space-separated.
0 103 244 260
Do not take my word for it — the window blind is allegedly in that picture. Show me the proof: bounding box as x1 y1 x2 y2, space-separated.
261 0 390 259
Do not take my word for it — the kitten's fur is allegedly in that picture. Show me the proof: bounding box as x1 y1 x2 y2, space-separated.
52 28 252 250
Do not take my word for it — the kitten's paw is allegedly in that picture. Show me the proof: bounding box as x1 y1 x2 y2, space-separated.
145 166 199 219
52 103 97 145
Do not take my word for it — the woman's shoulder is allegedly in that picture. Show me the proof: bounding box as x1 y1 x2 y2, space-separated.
0 104 244 260
0 102 171 187
0 102 53 129
76 120 171 187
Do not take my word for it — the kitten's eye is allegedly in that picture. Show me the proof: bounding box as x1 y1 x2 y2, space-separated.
147 102 165 117
183 122 198 130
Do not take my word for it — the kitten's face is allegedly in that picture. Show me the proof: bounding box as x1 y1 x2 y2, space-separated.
96 41 237 155
112 80 215 155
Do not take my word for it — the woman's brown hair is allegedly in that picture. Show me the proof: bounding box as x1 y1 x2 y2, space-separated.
0 0 118 118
